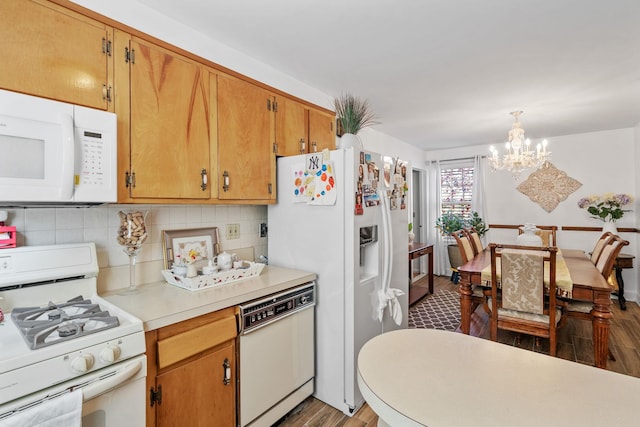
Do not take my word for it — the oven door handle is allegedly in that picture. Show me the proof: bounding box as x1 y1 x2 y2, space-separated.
82 360 143 401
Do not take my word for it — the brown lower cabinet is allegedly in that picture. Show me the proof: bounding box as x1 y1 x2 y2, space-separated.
145 307 238 427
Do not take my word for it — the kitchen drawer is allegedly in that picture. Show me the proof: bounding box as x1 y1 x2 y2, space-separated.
157 312 237 369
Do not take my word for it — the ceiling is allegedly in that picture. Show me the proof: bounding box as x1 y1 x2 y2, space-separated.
136 0 640 151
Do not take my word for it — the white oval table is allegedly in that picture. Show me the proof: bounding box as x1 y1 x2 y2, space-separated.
357 329 640 427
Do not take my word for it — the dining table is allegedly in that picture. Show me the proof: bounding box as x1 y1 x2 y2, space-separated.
457 248 613 368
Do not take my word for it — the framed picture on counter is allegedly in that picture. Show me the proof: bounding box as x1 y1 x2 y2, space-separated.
162 227 220 269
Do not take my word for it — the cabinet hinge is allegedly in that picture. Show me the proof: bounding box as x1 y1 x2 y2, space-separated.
149 385 162 407
102 38 112 56
125 171 136 188
268 183 273 194
125 47 136 64
102 84 112 102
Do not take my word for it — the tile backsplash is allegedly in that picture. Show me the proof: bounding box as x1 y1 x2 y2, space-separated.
2 204 268 291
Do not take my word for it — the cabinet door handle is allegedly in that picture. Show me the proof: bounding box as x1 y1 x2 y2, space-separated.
222 171 230 192
200 168 208 191
311 141 317 152
299 138 306 154
222 358 231 385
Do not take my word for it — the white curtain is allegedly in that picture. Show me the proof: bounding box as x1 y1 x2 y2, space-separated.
426 160 451 276
472 155 488 245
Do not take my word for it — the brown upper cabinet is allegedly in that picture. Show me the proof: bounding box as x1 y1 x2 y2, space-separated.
0 0 113 110
217 74 276 201
3 0 334 204
273 98 336 156
308 108 336 153
114 32 213 201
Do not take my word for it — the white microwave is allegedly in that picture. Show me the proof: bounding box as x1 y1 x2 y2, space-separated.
0 89 117 205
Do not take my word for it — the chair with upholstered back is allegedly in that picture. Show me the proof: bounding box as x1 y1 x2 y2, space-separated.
565 234 629 360
467 227 484 255
451 229 490 314
590 232 614 265
565 234 627 317
489 243 562 356
450 229 476 266
517 225 558 247
595 234 629 285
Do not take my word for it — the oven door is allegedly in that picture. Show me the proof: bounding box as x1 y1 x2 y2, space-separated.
0 355 146 427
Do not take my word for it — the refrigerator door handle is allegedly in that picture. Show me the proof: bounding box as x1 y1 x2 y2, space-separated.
379 189 392 293
376 189 404 325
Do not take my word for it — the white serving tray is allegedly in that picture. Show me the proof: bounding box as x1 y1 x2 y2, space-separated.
161 261 265 291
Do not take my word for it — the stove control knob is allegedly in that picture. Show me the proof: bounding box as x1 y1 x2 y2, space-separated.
71 353 95 373
100 345 122 364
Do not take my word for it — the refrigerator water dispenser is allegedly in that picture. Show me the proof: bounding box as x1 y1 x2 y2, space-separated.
359 225 379 279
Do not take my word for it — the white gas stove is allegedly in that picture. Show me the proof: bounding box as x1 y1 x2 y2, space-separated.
0 243 146 426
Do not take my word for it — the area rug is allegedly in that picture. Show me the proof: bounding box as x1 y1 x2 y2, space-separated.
408 289 461 331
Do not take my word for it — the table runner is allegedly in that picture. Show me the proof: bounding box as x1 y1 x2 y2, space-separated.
481 251 573 298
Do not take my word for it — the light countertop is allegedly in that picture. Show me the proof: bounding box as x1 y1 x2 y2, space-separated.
101 265 316 331
358 329 640 427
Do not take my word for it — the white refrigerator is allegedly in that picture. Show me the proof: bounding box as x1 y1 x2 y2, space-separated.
268 147 409 415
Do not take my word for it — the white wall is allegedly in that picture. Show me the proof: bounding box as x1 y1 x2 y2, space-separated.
427 128 639 302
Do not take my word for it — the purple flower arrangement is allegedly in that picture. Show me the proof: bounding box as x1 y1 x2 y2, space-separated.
577 193 633 222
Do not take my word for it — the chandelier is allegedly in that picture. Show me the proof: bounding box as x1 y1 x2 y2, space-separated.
488 111 550 179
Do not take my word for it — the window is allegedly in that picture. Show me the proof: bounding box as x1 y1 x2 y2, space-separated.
440 161 474 222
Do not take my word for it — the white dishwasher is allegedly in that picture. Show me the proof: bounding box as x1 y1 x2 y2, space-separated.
238 282 315 427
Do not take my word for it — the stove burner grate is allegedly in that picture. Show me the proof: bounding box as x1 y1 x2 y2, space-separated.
10 295 120 350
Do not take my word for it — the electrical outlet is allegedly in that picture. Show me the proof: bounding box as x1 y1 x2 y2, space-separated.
226 224 240 240
259 223 267 238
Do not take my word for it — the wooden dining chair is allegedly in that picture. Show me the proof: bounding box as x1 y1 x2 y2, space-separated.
564 234 629 360
450 229 475 266
467 227 484 255
489 243 563 356
517 225 558 246
589 232 614 265
451 229 490 314
568 234 629 316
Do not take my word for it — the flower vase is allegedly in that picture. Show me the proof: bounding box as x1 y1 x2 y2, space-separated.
408 231 415 245
602 221 618 234
339 133 363 150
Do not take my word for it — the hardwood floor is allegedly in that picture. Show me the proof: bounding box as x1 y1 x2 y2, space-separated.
275 275 640 426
